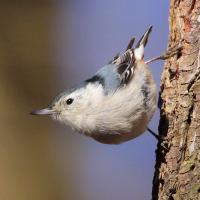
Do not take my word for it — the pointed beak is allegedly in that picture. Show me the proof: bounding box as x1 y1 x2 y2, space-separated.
30 108 56 115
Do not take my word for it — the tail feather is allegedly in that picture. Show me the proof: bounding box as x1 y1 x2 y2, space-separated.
135 26 152 48
126 37 135 50
134 26 152 60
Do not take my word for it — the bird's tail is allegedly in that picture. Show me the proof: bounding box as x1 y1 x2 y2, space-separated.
134 26 152 60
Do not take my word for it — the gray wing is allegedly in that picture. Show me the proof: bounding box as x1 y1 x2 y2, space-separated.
85 64 121 94
86 49 136 95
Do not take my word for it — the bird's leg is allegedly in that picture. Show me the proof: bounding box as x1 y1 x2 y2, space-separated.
147 127 169 150
145 43 183 64
147 127 161 141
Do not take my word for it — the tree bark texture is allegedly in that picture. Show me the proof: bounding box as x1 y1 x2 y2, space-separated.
152 0 200 200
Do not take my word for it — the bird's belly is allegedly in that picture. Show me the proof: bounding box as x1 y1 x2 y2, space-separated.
91 128 145 144
82 77 157 144
91 117 148 145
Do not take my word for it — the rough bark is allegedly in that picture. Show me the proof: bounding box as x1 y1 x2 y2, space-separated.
152 0 200 200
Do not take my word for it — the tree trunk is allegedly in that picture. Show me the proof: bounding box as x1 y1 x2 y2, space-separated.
152 0 200 199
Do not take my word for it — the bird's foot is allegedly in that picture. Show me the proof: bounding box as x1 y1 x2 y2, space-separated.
147 128 168 150
145 43 183 64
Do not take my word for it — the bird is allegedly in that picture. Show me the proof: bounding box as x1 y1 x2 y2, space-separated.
31 26 180 144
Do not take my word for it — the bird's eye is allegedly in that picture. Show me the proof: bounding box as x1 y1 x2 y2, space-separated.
66 98 74 105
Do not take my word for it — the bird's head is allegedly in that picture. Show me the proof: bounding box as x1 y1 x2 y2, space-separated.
31 83 104 131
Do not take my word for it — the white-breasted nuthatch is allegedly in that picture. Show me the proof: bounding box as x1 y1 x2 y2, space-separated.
31 27 178 144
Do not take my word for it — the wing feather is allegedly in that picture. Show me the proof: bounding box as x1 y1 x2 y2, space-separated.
112 49 136 86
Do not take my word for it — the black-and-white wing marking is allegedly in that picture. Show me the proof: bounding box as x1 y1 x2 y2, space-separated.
112 49 136 86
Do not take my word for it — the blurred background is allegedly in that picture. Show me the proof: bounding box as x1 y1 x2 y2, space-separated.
0 1 169 200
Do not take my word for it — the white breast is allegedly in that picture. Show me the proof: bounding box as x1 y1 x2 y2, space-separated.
81 63 157 144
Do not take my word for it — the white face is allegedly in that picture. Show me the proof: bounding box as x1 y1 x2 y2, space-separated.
51 83 104 129
52 88 87 120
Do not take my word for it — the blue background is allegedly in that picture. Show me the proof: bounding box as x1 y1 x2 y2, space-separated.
52 1 169 199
